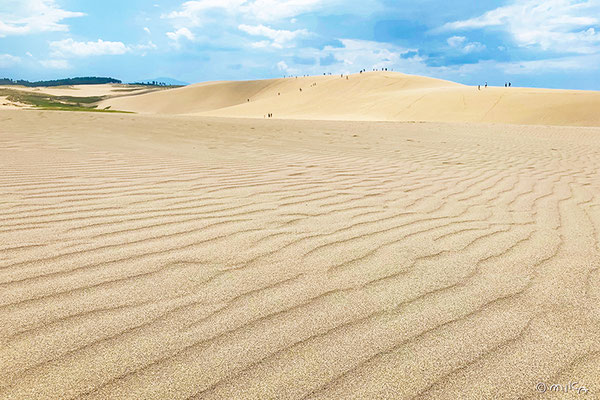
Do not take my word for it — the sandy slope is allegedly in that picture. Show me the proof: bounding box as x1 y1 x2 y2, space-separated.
1 110 599 399
99 72 600 127
0 96 28 110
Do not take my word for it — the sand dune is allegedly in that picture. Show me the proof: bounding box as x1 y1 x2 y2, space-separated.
0 96 28 110
1 109 599 399
99 72 600 127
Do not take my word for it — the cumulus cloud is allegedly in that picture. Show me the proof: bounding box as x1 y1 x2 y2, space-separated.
277 60 289 71
144 27 151 34
462 42 486 53
50 38 129 57
39 59 70 69
0 54 21 67
243 0 325 21
447 36 485 53
134 41 158 56
500 53 600 74
0 0 84 37
321 39 422 70
166 27 195 42
275 39 425 77
165 0 327 24
238 24 309 48
136 41 158 50
161 0 379 54
447 36 466 47
439 0 600 54
164 0 245 25
251 40 270 48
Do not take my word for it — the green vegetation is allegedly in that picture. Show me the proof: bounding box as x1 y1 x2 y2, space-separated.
111 87 147 92
0 77 121 87
0 88 131 113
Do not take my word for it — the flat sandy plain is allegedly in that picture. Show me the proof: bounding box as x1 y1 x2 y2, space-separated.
1 76 600 399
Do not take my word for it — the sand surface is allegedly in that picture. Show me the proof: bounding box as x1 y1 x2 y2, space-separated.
0 97 28 110
99 72 600 127
1 109 599 399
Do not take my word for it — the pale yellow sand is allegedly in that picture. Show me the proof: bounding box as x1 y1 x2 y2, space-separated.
0 96 29 110
99 72 600 127
1 109 599 399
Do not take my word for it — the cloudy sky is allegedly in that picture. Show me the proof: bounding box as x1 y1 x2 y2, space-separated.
1 0 600 89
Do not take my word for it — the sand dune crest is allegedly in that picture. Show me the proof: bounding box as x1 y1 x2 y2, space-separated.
99 72 600 127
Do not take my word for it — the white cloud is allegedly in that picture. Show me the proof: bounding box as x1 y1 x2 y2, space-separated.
0 0 84 37
500 53 600 74
39 59 70 69
144 27 151 34
279 39 425 77
244 0 325 21
238 24 309 48
0 54 21 67
251 40 270 48
440 0 600 54
166 27 195 42
50 38 129 57
463 42 486 53
165 0 327 23
447 36 466 47
428 53 600 78
280 37 599 81
322 39 422 70
164 0 245 25
277 60 289 71
162 0 380 54
448 36 485 53
136 41 158 50
134 41 158 56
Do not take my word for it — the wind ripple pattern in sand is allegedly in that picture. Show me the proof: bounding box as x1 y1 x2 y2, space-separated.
0 111 599 400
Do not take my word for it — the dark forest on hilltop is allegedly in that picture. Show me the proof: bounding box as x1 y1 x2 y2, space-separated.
0 77 122 87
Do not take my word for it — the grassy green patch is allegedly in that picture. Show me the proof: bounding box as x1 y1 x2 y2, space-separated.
0 88 131 113
111 88 147 92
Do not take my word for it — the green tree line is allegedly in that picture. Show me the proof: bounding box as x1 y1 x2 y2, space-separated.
0 77 122 87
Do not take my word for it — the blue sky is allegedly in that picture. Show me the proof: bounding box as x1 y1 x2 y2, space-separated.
1 0 600 89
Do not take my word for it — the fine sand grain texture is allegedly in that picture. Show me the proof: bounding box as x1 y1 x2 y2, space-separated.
99 72 600 127
1 110 600 399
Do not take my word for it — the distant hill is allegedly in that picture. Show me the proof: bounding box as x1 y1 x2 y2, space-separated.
99 71 600 127
133 77 189 86
0 77 122 87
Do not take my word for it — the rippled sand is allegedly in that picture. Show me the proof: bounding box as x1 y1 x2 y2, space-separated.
1 110 599 399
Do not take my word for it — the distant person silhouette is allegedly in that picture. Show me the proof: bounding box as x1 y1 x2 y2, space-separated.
485 82 488 88
509 82 512 87
478 85 481 90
